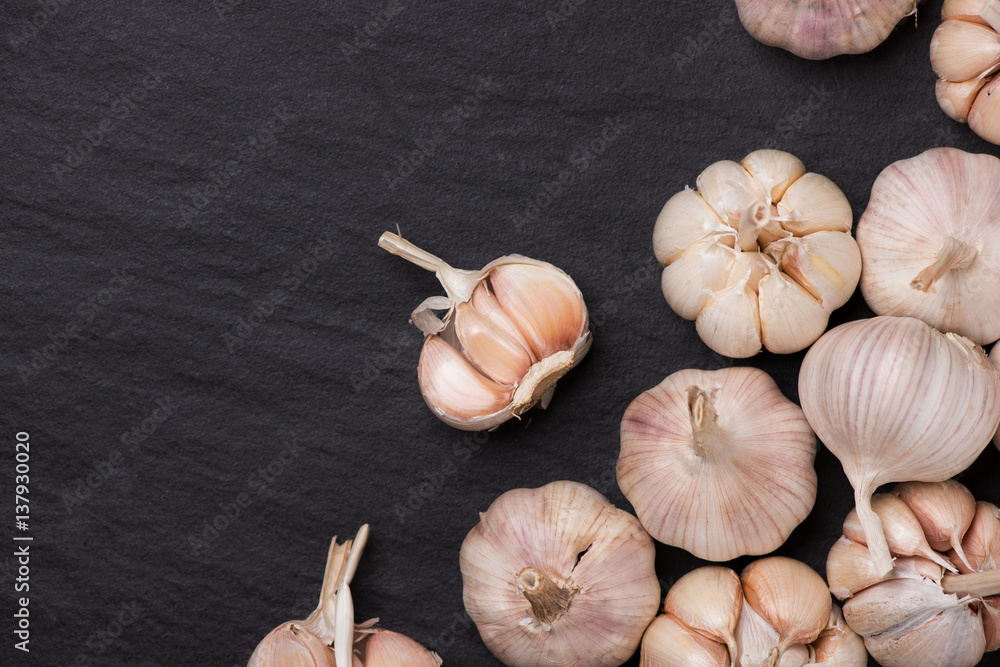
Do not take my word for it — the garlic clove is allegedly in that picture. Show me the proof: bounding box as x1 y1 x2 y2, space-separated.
757 268 829 355
943 0 993 24
469 282 537 366
958 501 1000 573
810 605 868 666
662 566 742 659
362 630 442 667
827 535 943 600
638 613 729 667
660 240 736 320
740 149 806 203
741 557 831 650
417 335 512 425
695 268 762 358
696 160 767 228
983 595 1000 651
969 75 1000 145
775 173 852 236
726 250 771 294
841 576 966 637
489 263 586 360
895 480 977 569
653 187 732 266
936 77 988 124
455 302 535 387
734 597 781 667
249 623 339 667
930 19 1000 82
769 232 862 311
842 493 958 572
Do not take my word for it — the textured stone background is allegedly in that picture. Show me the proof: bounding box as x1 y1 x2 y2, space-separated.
2 1 999 665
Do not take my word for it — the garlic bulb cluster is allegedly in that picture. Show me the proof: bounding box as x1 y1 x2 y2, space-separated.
249 526 442 667
460 480 660 667
618 367 817 561
856 148 1000 345
799 316 1000 576
640 558 867 666
828 480 1000 667
931 0 1000 144
379 232 591 430
734 0 917 59
653 149 860 358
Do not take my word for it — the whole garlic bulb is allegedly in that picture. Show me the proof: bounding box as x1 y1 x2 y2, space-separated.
931 0 1000 143
617 367 817 561
653 149 860 358
459 480 660 667
856 148 1000 344
827 480 1000 667
734 0 917 59
799 316 1000 576
379 232 591 430
640 558 867 667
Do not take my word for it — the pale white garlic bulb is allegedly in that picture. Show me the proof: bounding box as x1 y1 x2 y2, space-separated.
734 0 917 59
654 150 860 358
827 480 1000 667
799 316 1000 576
856 148 1000 344
379 232 590 430
459 480 660 667
640 559 867 667
931 0 1000 143
618 367 817 560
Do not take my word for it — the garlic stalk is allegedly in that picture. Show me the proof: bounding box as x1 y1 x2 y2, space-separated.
799 316 1000 576
932 0 1000 144
640 558 867 667
827 480 1000 666
856 148 1000 344
654 150 860 358
618 367 817 560
734 0 918 59
379 232 591 430
460 480 660 667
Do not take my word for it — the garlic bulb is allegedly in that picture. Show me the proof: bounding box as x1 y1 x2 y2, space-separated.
734 0 917 59
799 316 1000 576
640 558 867 667
618 367 817 560
653 150 860 358
460 480 660 667
379 232 591 430
827 480 1000 667
931 0 1000 143
856 148 1000 344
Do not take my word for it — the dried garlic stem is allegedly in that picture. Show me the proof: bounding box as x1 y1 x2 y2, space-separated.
378 232 477 301
738 201 769 252
334 525 370 667
910 237 978 292
517 567 577 624
941 569 1000 598
856 488 895 576
687 386 721 458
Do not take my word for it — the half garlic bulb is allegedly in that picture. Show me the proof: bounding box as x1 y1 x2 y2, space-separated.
379 232 591 430
640 558 867 666
931 0 1000 143
799 316 1000 576
856 148 1000 345
827 480 1000 667
735 0 917 59
618 367 817 561
460 480 660 667
653 150 860 358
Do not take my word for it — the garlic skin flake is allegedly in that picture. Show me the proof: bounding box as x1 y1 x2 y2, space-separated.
640 559 866 667
654 150 860 358
799 316 1000 576
460 481 660 667
856 148 1000 344
618 367 817 561
827 480 1000 667
735 0 917 59
932 0 1000 144
380 232 591 430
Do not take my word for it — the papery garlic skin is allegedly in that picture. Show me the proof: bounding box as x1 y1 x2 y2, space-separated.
932 0 1000 144
654 150 859 358
618 367 817 561
799 316 1000 576
735 0 917 59
460 481 660 667
856 148 1000 344
380 232 591 430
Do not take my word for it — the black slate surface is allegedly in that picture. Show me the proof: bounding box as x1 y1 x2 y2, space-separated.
3 1 1000 665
